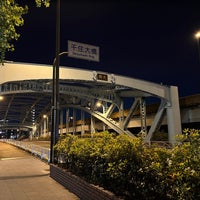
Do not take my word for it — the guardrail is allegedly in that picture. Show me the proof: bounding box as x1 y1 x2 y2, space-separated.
0 139 50 163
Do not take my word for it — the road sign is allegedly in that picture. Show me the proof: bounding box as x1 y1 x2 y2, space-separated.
68 40 100 62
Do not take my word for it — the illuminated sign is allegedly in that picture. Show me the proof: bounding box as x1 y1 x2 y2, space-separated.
97 73 108 81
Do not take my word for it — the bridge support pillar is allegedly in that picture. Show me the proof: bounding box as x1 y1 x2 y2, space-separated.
166 86 182 144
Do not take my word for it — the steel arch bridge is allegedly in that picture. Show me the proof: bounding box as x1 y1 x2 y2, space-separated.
0 62 182 144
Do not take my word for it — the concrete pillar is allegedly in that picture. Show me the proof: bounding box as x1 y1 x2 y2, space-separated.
166 86 182 144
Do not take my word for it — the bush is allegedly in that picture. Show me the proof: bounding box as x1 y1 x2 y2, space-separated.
54 129 200 200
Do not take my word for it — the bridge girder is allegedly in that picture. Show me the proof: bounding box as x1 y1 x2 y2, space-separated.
0 62 182 144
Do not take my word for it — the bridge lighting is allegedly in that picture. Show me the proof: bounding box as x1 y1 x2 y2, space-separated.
96 102 102 107
0 96 4 101
31 108 35 125
96 101 106 114
43 114 47 119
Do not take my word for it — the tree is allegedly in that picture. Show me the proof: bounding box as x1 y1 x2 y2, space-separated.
0 0 50 63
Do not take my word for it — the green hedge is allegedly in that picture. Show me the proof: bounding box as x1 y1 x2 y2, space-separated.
54 129 200 200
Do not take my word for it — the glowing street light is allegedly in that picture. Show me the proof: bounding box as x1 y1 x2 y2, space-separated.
195 31 200 39
0 96 4 101
43 114 47 119
96 102 102 108
95 101 107 131
195 31 200 63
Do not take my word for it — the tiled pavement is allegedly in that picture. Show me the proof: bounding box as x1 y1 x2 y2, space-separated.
0 142 80 200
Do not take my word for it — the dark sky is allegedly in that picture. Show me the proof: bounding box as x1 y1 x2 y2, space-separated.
6 0 200 97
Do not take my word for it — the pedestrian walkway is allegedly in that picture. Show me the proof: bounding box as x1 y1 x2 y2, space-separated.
0 142 80 200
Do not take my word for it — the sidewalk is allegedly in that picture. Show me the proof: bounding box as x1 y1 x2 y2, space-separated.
0 142 80 200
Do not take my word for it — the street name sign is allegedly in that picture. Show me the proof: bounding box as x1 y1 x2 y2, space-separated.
68 40 100 62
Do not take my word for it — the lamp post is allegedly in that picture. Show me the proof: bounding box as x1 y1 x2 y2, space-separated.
50 51 69 163
195 31 200 63
50 0 60 164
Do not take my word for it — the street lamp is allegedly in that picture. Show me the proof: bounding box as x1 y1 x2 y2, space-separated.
50 0 60 164
195 31 200 63
96 101 105 114
195 31 200 39
0 96 4 101
50 51 68 163
96 101 107 131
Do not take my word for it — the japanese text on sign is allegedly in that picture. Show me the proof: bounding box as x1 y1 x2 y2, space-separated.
68 40 100 62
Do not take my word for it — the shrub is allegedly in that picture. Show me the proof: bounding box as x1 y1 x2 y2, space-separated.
54 129 200 200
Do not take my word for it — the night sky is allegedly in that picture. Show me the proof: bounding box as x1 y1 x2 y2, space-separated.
6 0 200 97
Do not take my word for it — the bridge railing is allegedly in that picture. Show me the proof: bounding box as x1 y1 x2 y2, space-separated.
0 139 50 163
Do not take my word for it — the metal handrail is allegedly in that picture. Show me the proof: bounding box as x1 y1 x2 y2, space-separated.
0 139 50 163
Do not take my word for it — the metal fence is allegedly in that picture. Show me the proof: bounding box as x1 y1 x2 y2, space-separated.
0 139 50 163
